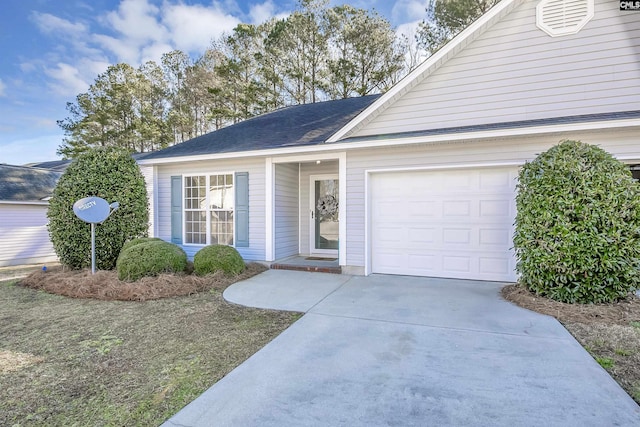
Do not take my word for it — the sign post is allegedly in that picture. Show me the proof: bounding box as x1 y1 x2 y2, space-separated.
72 196 120 274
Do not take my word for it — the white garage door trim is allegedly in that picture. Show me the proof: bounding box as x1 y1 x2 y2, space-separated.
365 163 520 281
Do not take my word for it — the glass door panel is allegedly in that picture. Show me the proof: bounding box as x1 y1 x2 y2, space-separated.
313 178 339 251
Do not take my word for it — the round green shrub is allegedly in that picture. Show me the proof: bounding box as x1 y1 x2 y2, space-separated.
120 237 164 255
514 140 640 303
193 245 246 276
47 147 149 270
116 240 187 281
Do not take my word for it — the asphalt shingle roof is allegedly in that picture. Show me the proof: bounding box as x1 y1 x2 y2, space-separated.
25 159 72 171
141 95 381 160
0 164 62 202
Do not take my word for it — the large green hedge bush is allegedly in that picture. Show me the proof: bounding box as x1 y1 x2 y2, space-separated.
193 245 246 276
116 240 187 281
47 147 149 270
514 140 640 303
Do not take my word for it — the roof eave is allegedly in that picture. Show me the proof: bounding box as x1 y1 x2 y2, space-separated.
137 117 640 166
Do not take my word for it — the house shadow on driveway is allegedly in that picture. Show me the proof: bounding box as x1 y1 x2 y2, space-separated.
164 270 640 427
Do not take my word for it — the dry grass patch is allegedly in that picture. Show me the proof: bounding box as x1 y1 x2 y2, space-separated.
502 284 640 404
0 266 301 426
0 350 44 374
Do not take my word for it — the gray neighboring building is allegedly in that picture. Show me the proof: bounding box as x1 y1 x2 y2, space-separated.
0 164 62 267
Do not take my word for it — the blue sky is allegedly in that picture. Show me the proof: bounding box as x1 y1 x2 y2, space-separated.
0 0 427 165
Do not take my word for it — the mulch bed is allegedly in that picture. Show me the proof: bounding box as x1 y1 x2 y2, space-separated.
19 263 267 301
501 284 640 326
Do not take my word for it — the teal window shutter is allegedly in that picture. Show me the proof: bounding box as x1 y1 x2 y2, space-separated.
235 172 249 247
171 176 182 244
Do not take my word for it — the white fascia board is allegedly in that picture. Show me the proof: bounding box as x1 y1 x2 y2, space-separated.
343 118 640 148
138 145 351 165
326 0 521 143
0 200 49 206
137 118 640 166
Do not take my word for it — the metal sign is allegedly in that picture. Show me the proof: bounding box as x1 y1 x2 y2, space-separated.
72 196 120 274
73 196 112 224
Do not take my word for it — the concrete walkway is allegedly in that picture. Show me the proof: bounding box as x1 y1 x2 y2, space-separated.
163 270 640 427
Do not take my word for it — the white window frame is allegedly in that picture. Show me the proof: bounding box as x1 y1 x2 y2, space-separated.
183 173 235 247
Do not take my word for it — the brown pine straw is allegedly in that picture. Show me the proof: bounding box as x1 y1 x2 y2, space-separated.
501 284 640 326
19 263 267 302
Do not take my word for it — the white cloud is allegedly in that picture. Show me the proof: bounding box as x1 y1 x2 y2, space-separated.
44 63 91 96
392 0 428 24
30 12 87 35
163 3 241 52
19 62 37 73
93 33 142 64
91 0 168 63
102 0 166 44
27 0 295 102
0 79 6 97
396 20 421 40
249 1 277 24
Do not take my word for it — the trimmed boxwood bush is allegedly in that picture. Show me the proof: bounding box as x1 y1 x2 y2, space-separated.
514 140 640 303
120 237 164 255
193 245 245 276
116 240 187 281
47 147 149 270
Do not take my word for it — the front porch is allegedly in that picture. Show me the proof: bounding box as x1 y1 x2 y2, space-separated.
266 153 346 270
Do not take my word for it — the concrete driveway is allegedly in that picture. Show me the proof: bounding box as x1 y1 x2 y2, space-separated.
163 270 640 426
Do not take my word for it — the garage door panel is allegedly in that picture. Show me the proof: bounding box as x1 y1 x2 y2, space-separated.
479 169 513 189
408 201 437 217
377 226 404 243
442 200 471 216
479 256 511 275
442 255 472 273
479 199 511 217
443 228 472 244
409 227 437 244
479 228 511 246
371 168 517 281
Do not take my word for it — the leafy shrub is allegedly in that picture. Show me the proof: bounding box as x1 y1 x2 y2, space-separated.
48 147 149 270
116 240 187 281
120 237 164 255
514 140 640 303
193 245 245 276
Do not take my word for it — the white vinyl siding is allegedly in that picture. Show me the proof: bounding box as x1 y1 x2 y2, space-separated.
344 128 640 270
274 163 299 259
138 165 156 237
155 158 265 260
352 0 640 138
0 204 58 267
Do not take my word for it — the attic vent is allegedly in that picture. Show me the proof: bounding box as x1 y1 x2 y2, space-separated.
536 0 594 37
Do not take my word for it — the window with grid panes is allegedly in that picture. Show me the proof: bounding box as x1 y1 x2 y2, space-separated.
184 174 234 245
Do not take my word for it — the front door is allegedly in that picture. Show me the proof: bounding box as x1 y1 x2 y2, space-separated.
310 175 339 255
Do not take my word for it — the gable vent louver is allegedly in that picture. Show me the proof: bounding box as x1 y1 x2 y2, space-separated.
536 0 594 37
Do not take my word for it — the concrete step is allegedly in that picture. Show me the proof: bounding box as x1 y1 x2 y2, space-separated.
270 263 342 274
